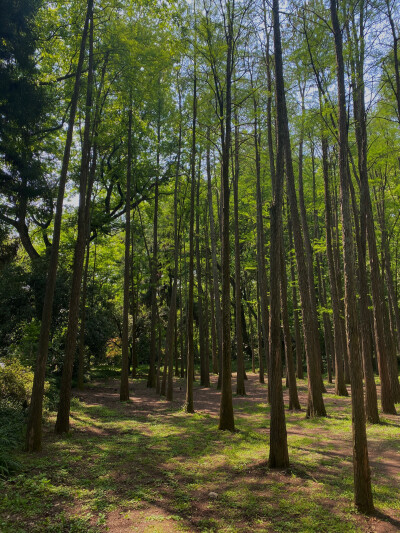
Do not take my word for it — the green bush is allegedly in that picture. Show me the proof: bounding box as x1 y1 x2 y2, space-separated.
0 358 34 407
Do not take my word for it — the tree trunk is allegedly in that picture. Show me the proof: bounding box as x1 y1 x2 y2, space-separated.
288 218 304 380
253 95 268 386
330 0 374 512
321 134 348 396
207 128 223 385
277 21 326 418
298 89 325 395
25 0 92 451
280 228 300 410
268 0 290 468
234 115 245 396
186 52 197 414
78 239 90 390
196 163 208 387
218 0 234 431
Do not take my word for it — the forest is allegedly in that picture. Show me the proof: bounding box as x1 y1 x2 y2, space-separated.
0 0 400 530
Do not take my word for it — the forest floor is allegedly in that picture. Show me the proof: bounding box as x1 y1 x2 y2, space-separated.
1 369 400 533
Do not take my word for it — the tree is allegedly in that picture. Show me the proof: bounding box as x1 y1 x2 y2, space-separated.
26 0 92 451
330 0 373 512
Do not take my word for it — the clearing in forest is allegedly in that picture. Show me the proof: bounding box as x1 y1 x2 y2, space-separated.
1 372 399 533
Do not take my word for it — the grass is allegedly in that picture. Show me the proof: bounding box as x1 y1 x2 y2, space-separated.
0 372 399 532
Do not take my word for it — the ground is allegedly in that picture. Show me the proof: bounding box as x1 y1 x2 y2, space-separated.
1 371 399 532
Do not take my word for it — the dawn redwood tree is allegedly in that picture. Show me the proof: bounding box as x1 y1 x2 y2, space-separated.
147 100 161 389
320 133 348 397
166 85 183 401
26 0 92 451
349 4 398 411
55 11 97 432
217 0 235 431
196 164 209 387
206 127 223 380
280 227 300 411
233 114 245 396
119 104 133 402
268 0 289 468
271 3 326 418
186 35 197 414
288 218 304 380
330 0 374 512
253 88 267 385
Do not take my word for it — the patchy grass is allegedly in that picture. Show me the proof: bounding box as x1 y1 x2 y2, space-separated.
0 373 399 532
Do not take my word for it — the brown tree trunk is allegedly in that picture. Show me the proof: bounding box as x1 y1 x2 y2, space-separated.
330 0 374 512
118 103 133 403
218 0 235 431
276 24 326 418
288 218 304 380
206 213 218 375
321 135 348 396
280 228 300 410
207 128 223 385
25 1 92 450
253 99 268 385
78 239 90 390
147 100 162 389
298 90 325 395
196 164 208 387
268 0 290 468
186 52 197 413
234 115 245 396
166 103 182 401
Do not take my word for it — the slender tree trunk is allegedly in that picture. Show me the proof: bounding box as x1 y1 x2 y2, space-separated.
207 128 223 385
298 89 325 394
206 212 218 375
253 95 268 385
280 228 300 410
376 188 400 402
147 103 162 389
55 6 96 433
321 135 348 396
234 115 245 396
268 0 290 467
186 51 197 413
131 268 139 379
331 0 374 512
218 0 234 431
118 103 133 403
288 218 304 380
165 90 183 400
276 18 326 418
25 0 92 451
196 164 208 386
78 239 90 390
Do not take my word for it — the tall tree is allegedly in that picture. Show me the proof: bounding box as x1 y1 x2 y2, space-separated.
26 0 92 451
330 0 373 512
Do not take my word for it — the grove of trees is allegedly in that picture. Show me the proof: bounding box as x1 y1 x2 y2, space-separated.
1 0 400 518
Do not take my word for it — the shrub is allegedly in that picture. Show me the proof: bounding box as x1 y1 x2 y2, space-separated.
0 358 34 408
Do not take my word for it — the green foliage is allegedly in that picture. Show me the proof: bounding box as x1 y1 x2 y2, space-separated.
0 405 24 478
0 360 32 478
0 358 34 407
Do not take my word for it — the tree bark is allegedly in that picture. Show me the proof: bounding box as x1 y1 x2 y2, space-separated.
234 114 245 396
25 0 92 451
268 0 290 468
330 0 374 512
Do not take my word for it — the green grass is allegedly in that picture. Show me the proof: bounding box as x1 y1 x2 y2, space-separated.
0 374 399 532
